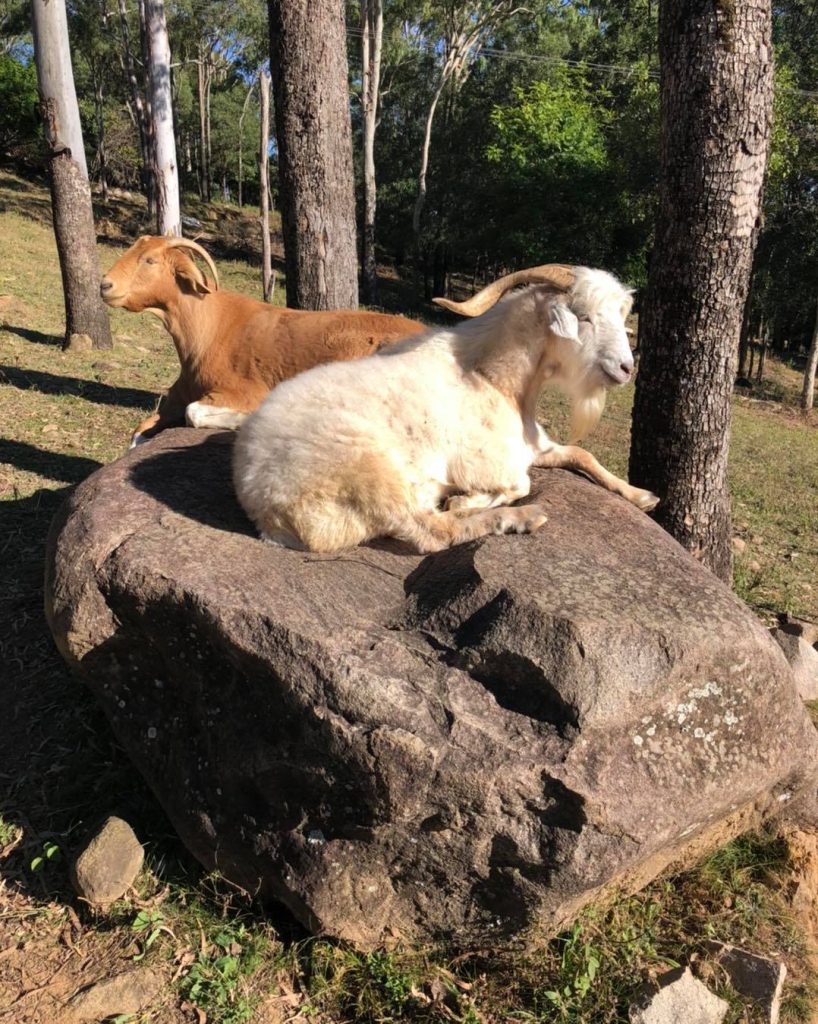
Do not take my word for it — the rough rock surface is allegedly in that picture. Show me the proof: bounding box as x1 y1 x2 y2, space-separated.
65 968 163 1021
629 967 727 1024
708 943 786 1024
46 430 818 949
70 815 144 907
771 628 818 701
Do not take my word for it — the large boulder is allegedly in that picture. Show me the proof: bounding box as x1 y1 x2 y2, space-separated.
45 429 818 949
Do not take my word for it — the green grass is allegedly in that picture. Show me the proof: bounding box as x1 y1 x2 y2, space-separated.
1 166 817 1022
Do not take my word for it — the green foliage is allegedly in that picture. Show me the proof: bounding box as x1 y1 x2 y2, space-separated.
30 839 61 873
488 75 608 176
178 920 268 1024
0 52 38 153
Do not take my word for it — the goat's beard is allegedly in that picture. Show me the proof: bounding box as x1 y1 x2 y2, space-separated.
569 385 607 444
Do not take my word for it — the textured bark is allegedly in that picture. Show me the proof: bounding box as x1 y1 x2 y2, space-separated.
801 300 818 411
259 69 275 304
32 0 112 352
629 0 773 583
268 0 358 309
145 0 180 236
360 0 383 304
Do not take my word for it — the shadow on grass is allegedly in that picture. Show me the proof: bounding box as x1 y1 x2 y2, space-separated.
3 324 63 347
0 465 198 905
0 363 157 409
0 439 102 482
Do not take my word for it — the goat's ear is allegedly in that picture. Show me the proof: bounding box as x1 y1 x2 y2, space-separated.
172 254 213 297
549 302 580 343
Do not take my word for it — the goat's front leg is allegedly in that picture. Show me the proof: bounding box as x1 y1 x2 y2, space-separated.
534 444 659 511
444 477 531 512
130 382 188 448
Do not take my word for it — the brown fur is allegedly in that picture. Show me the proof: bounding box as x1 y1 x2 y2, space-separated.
101 236 425 442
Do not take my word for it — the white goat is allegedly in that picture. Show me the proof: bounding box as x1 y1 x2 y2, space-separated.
233 264 659 553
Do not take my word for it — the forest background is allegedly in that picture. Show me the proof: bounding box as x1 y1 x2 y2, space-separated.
1 0 816 370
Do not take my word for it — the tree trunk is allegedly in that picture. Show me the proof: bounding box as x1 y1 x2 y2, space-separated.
259 68 274 303
93 71 108 200
117 0 155 211
197 49 210 203
268 0 358 309
145 0 180 236
628 0 773 583
32 0 112 351
137 0 157 224
360 0 383 304
801 300 818 412
237 79 254 208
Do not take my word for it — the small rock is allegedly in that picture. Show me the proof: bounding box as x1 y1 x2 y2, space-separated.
65 968 163 1021
732 537 747 555
771 629 818 701
66 333 93 352
776 613 818 648
708 942 786 1024
749 560 761 574
629 967 728 1024
70 815 144 907
751 534 763 545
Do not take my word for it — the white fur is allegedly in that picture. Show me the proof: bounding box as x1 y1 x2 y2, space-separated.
233 267 654 553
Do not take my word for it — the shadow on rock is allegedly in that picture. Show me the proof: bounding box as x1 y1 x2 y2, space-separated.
128 431 256 537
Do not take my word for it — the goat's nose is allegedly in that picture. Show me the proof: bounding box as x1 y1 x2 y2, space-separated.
620 360 633 377
99 279 113 298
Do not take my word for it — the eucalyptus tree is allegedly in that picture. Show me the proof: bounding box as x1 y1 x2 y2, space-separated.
629 0 774 582
31 0 112 350
268 0 358 308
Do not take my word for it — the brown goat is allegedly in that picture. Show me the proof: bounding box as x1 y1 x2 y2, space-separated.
100 236 424 445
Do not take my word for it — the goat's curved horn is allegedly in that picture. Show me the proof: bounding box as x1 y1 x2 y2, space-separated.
164 237 220 291
432 264 575 318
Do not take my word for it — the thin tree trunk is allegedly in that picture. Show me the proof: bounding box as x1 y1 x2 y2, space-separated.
197 50 210 202
756 319 769 383
118 0 154 209
137 0 157 224
801 300 818 411
629 0 773 583
145 0 180 236
360 0 383 304
412 75 446 241
268 0 358 309
93 70 108 200
237 79 254 208
259 68 274 303
32 0 112 351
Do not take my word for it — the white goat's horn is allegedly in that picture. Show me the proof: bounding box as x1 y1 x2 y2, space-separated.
432 263 575 318
164 237 220 291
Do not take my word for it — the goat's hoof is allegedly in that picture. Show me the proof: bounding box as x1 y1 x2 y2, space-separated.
496 504 548 535
633 489 660 511
129 433 148 449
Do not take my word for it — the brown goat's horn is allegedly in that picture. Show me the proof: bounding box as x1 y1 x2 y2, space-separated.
432 264 575 317
165 237 220 291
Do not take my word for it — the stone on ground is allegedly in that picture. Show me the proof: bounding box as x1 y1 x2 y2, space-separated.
771 628 818 701
46 429 818 949
629 967 728 1024
64 968 163 1021
708 943 786 1024
70 815 144 907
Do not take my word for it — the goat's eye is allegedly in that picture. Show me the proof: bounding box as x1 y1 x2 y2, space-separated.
144 257 156 265
579 315 592 325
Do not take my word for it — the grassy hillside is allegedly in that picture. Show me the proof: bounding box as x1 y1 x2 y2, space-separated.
1 168 817 1023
